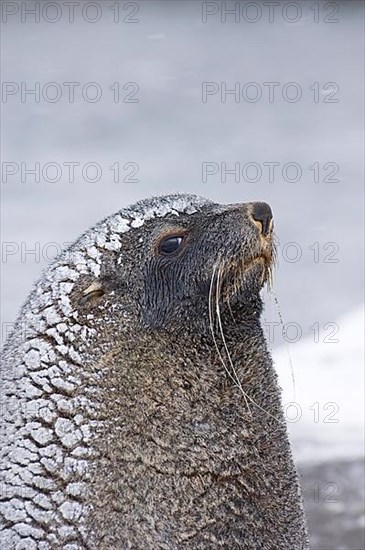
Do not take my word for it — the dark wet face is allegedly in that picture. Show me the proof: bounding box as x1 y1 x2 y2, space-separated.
134 201 275 329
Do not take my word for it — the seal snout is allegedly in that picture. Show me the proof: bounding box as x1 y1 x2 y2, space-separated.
250 202 273 237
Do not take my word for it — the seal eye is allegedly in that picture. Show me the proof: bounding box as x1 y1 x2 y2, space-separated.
159 236 184 256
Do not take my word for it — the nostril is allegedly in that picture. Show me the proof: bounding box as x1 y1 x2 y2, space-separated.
251 202 273 236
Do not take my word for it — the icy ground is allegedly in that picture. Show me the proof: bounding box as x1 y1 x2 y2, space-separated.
273 306 365 549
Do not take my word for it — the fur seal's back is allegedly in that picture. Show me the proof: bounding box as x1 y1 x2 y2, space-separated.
0 194 308 549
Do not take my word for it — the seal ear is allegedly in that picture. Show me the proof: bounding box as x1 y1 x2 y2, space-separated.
78 276 129 308
80 281 105 305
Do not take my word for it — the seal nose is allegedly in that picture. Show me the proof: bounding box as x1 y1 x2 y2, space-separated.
251 202 273 236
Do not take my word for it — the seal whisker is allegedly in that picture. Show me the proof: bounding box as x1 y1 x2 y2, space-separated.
215 264 252 416
208 263 244 396
272 289 296 401
215 262 283 424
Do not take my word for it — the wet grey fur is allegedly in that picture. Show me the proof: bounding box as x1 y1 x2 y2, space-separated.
0 194 309 549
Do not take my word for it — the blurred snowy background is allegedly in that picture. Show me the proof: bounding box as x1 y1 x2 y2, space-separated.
1 1 364 548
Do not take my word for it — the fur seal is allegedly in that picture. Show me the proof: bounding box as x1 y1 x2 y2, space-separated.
0 194 309 549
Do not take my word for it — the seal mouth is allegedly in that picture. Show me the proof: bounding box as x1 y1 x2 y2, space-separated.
216 241 276 302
